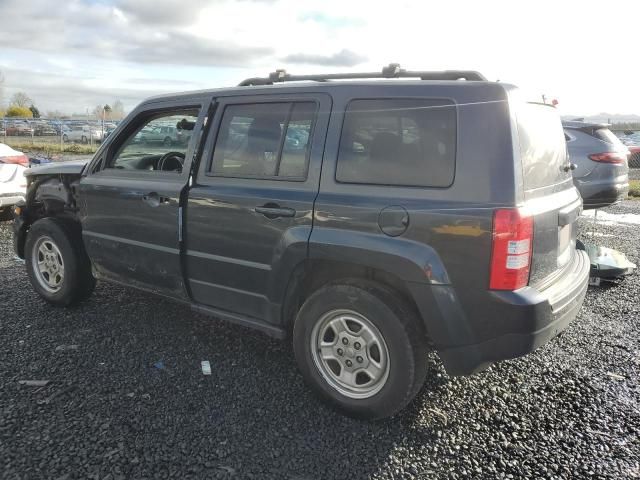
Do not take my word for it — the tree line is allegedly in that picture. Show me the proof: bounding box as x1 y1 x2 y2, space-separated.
0 71 126 120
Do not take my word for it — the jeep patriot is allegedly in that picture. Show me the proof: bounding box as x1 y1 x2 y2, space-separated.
13 65 590 419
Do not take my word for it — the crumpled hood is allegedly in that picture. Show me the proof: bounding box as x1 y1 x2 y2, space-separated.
25 159 89 177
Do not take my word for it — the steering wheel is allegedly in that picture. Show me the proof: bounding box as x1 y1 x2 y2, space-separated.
158 151 185 172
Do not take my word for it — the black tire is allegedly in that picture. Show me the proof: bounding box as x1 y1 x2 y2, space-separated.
0 208 13 222
25 217 96 306
163 137 172 147
293 280 429 420
629 152 640 169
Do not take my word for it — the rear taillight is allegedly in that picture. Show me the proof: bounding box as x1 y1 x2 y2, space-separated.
489 209 533 290
588 152 626 164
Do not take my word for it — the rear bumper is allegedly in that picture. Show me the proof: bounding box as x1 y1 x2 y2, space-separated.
0 194 25 209
413 249 590 376
575 177 628 209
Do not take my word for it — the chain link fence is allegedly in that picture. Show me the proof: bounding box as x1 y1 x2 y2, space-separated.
0 116 122 151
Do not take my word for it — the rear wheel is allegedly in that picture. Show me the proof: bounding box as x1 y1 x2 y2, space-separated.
0 208 13 222
25 218 95 306
163 137 172 147
293 281 429 419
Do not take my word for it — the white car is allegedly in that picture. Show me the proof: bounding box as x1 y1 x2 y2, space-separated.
0 144 28 221
62 125 104 144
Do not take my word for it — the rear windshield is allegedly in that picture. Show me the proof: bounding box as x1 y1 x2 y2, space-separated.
516 102 570 191
593 128 626 150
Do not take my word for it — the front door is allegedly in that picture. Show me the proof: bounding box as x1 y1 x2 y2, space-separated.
186 94 331 324
79 100 207 299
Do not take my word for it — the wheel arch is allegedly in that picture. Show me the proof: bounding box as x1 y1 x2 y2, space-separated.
281 258 437 344
14 174 82 258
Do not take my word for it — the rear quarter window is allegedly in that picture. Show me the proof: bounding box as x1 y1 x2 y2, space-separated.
336 98 456 187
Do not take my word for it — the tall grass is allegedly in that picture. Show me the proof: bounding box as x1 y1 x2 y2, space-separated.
2 140 97 155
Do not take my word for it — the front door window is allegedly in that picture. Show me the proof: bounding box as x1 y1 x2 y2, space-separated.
107 110 199 173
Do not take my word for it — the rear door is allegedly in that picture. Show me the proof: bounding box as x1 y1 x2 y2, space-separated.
79 99 207 299
516 102 581 286
185 93 330 325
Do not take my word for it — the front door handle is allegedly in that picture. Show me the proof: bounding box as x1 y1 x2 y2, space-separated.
255 204 296 219
142 192 170 207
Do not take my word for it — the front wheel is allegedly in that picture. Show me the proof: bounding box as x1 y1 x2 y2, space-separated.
293 281 429 419
0 208 13 222
25 218 96 306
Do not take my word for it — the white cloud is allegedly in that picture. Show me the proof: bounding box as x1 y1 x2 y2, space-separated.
0 0 639 115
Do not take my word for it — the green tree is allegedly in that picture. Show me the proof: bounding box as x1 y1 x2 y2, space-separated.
6 105 33 118
29 104 40 118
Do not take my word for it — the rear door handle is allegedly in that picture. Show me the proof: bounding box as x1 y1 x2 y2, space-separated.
255 204 296 219
142 192 170 207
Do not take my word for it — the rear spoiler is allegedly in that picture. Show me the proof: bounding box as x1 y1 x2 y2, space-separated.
563 120 611 130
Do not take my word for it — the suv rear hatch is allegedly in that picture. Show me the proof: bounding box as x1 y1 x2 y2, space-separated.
515 102 580 287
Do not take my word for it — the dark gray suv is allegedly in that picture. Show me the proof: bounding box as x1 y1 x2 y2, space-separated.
13 66 590 419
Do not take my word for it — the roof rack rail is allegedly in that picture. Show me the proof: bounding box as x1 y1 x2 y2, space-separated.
238 63 487 86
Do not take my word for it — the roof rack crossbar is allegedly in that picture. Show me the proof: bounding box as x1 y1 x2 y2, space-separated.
238 63 486 86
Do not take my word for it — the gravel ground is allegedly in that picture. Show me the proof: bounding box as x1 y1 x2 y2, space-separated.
1 202 639 480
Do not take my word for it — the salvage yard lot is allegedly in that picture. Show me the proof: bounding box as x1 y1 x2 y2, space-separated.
1 204 639 479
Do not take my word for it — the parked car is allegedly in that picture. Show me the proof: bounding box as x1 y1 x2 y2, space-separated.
6 121 33 136
14 65 590 419
63 125 103 143
138 124 184 146
32 121 57 136
628 146 640 168
563 121 630 208
619 133 640 168
0 143 28 221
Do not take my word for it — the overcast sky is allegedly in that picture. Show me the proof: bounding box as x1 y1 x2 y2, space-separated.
0 0 638 116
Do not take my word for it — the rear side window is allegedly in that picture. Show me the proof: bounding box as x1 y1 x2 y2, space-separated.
211 102 317 179
336 99 456 187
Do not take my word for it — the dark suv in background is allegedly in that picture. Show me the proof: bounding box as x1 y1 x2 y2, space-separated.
563 121 630 209
13 65 590 419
